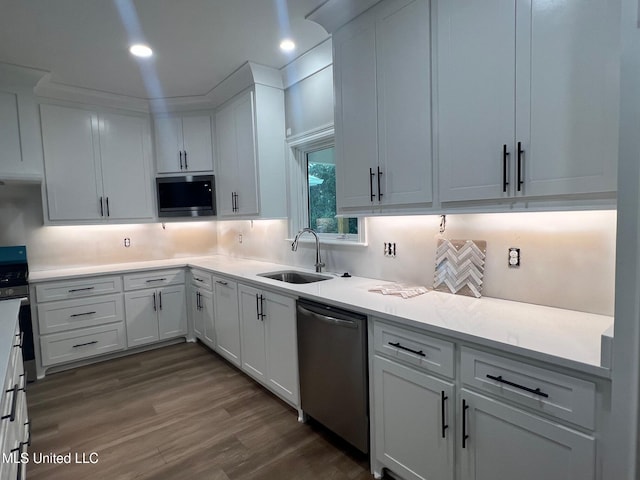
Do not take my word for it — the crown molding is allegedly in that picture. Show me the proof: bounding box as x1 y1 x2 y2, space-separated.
306 0 382 33
0 62 48 90
281 38 332 89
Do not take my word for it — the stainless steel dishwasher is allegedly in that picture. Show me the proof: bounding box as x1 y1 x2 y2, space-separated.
296 298 369 453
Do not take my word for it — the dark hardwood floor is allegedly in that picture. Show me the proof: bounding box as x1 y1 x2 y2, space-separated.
26 342 374 480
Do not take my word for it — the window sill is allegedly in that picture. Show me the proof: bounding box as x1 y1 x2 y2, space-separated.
284 237 368 248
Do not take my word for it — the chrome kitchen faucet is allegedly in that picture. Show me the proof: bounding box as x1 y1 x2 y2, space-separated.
291 228 325 273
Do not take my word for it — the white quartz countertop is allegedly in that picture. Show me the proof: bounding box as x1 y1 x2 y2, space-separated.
0 299 21 388
29 255 614 378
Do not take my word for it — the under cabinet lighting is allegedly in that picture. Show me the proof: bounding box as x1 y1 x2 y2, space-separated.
129 44 153 58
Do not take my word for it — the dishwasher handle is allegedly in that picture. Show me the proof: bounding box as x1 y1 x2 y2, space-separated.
297 304 359 329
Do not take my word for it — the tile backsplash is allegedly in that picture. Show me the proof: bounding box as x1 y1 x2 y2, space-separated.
0 184 616 315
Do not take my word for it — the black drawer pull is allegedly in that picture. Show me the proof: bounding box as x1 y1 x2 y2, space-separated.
193 277 205 283
146 278 167 283
24 420 31 447
72 340 98 348
462 399 469 448
70 311 97 318
441 391 449 439
216 280 228 286
2 384 19 422
486 374 549 398
388 341 425 357
68 287 95 293
14 332 23 348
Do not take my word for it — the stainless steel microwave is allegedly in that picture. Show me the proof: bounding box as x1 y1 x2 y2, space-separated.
156 175 216 218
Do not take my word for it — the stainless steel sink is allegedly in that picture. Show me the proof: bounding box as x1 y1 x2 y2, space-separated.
258 270 332 284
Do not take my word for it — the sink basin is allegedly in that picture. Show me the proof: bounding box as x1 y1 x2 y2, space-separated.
258 270 332 284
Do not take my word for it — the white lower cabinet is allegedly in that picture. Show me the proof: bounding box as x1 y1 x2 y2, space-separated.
373 355 455 480
124 285 186 348
238 284 299 405
190 269 215 349
213 277 241 367
459 389 595 480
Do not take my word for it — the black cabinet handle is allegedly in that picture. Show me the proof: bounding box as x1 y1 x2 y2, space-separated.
184 150 188 170
260 294 266 320
216 280 228 286
462 399 469 448
2 384 18 422
70 311 97 318
502 144 510 193
194 277 205 283
146 278 167 283
106 197 110 217
196 291 200 310
179 151 183 170
158 291 162 310
25 420 31 447
256 294 261 320
369 168 375 201
441 391 449 438
517 141 524 192
14 332 23 348
68 287 95 293
72 340 98 348
377 166 383 201
388 341 425 357
486 374 549 398
99 196 104 216
153 292 157 311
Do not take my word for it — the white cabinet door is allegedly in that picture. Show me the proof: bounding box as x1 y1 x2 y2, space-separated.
40 104 103 220
0 91 22 171
460 390 595 480
263 292 298 405
436 0 516 202
215 92 259 217
99 112 153 220
520 0 620 197
238 284 266 382
376 0 432 207
215 101 238 216
374 355 454 480
213 278 241 366
157 285 187 340
191 288 204 339
200 289 215 347
154 116 183 174
334 14 378 210
233 92 259 216
124 290 159 347
181 115 213 172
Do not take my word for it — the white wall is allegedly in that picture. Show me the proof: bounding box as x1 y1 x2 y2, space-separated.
217 210 616 316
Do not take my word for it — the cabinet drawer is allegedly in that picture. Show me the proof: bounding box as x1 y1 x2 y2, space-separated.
123 269 185 291
461 347 596 429
38 294 124 334
36 276 123 302
190 269 213 290
40 323 126 367
374 320 455 378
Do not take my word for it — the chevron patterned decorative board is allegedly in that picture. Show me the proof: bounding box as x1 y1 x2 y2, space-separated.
434 239 487 298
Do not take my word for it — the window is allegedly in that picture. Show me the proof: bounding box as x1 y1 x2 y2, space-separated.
287 127 364 243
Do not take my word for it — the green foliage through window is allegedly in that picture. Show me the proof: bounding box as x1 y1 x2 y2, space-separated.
307 147 357 235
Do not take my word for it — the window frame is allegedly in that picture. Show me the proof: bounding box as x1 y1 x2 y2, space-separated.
286 125 365 244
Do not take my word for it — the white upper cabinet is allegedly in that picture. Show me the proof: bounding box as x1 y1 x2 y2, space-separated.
154 114 213 174
437 0 620 203
334 0 432 214
215 86 286 219
41 104 153 223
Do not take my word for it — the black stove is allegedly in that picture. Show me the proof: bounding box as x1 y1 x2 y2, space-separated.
0 246 35 381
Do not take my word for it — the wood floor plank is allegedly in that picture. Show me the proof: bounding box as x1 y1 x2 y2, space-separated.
26 342 374 479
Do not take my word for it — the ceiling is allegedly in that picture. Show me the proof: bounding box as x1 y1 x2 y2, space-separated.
0 0 329 99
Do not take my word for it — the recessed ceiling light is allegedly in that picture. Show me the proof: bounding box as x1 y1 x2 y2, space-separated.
129 44 153 58
280 39 296 52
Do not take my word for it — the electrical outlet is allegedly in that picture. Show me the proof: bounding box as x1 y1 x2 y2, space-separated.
238 233 243 244
509 247 520 267
384 242 397 257
124 238 131 248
